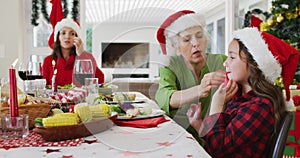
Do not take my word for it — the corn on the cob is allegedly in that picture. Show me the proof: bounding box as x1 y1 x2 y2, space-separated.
74 103 92 123
55 112 80 123
89 104 111 118
42 113 79 127
99 104 111 117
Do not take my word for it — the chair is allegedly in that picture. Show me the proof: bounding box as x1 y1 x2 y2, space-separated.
268 111 293 158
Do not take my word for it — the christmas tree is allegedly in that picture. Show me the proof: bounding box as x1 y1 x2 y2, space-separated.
260 0 300 83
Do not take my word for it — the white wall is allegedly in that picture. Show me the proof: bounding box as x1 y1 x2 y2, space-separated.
0 1 25 79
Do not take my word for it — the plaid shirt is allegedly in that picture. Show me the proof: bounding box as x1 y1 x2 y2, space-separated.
201 89 274 158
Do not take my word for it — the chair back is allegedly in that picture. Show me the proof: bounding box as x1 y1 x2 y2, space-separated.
268 111 293 158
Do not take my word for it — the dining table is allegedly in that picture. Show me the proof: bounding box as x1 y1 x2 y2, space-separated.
0 92 211 158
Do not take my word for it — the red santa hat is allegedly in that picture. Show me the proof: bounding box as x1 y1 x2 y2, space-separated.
232 27 300 105
157 10 206 55
48 0 64 49
54 18 81 42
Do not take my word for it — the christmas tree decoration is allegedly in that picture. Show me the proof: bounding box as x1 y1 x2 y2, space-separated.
31 0 79 26
267 17 276 26
276 14 284 22
285 11 297 20
265 0 300 82
243 8 269 29
260 21 270 32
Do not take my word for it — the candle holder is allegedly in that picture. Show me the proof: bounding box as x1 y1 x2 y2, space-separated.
1 114 29 139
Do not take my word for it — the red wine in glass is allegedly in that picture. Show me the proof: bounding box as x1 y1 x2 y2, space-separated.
26 62 43 80
18 71 29 80
26 74 43 80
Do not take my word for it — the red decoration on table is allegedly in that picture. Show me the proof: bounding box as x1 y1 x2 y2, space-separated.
114 116 169 128
0 131 83 150
50 87 87 103
45 148 61 154
83 139 98 144
9 59 19 117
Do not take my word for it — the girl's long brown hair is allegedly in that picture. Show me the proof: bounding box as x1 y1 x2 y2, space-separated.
236 39 286 133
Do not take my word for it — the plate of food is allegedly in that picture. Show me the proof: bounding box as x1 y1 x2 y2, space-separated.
110 104 165 120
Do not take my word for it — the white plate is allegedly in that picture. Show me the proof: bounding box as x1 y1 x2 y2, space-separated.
117 109 165 120
107 99 147 105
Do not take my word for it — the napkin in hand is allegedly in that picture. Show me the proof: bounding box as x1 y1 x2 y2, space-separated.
114 116 169 128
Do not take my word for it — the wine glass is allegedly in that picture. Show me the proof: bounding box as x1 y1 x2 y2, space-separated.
18 62 28 81
26 62 43 80
73 59 94 87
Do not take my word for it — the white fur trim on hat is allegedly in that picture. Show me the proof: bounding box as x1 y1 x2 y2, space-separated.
285 99 295 111
232 27 282 83
54 18 81 42
165 13 206 38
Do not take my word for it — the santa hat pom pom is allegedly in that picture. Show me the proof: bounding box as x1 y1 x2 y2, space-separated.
285 99 295 112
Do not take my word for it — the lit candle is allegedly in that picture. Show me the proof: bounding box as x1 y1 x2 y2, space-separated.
9 58 19 117
52 60 55 69
52 69 57 93
52 60 56 74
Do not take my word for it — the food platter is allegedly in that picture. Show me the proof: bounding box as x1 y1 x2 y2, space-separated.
106 99 146 105
33 114 117 142
116 109 165 120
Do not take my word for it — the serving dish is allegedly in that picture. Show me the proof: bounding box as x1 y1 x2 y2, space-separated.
117 109 165 120
33 114 117 142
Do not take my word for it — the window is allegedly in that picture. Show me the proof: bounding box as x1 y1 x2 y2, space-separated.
33 20 52 47
217 18 225 54
206 23 214 54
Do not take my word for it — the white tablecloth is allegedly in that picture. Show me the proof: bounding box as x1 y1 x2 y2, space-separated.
0 92 211 158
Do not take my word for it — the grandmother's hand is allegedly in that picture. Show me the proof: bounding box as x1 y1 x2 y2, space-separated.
73 37 84 56
198 71 226 98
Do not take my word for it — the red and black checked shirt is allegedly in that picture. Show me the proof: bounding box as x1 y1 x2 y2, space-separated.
201 89 274 158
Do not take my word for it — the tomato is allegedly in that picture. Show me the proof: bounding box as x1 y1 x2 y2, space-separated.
69 105 75 113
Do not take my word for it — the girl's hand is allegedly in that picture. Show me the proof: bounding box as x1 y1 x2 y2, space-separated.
187 103 202 132
225 80 238 103
209 83 227 115
73 37 84 56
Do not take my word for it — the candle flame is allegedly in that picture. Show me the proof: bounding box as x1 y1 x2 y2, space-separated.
52 60 56 66
54 69 57 75
11 58 19 68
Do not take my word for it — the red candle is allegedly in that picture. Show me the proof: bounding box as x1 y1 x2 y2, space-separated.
9 66 19 117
